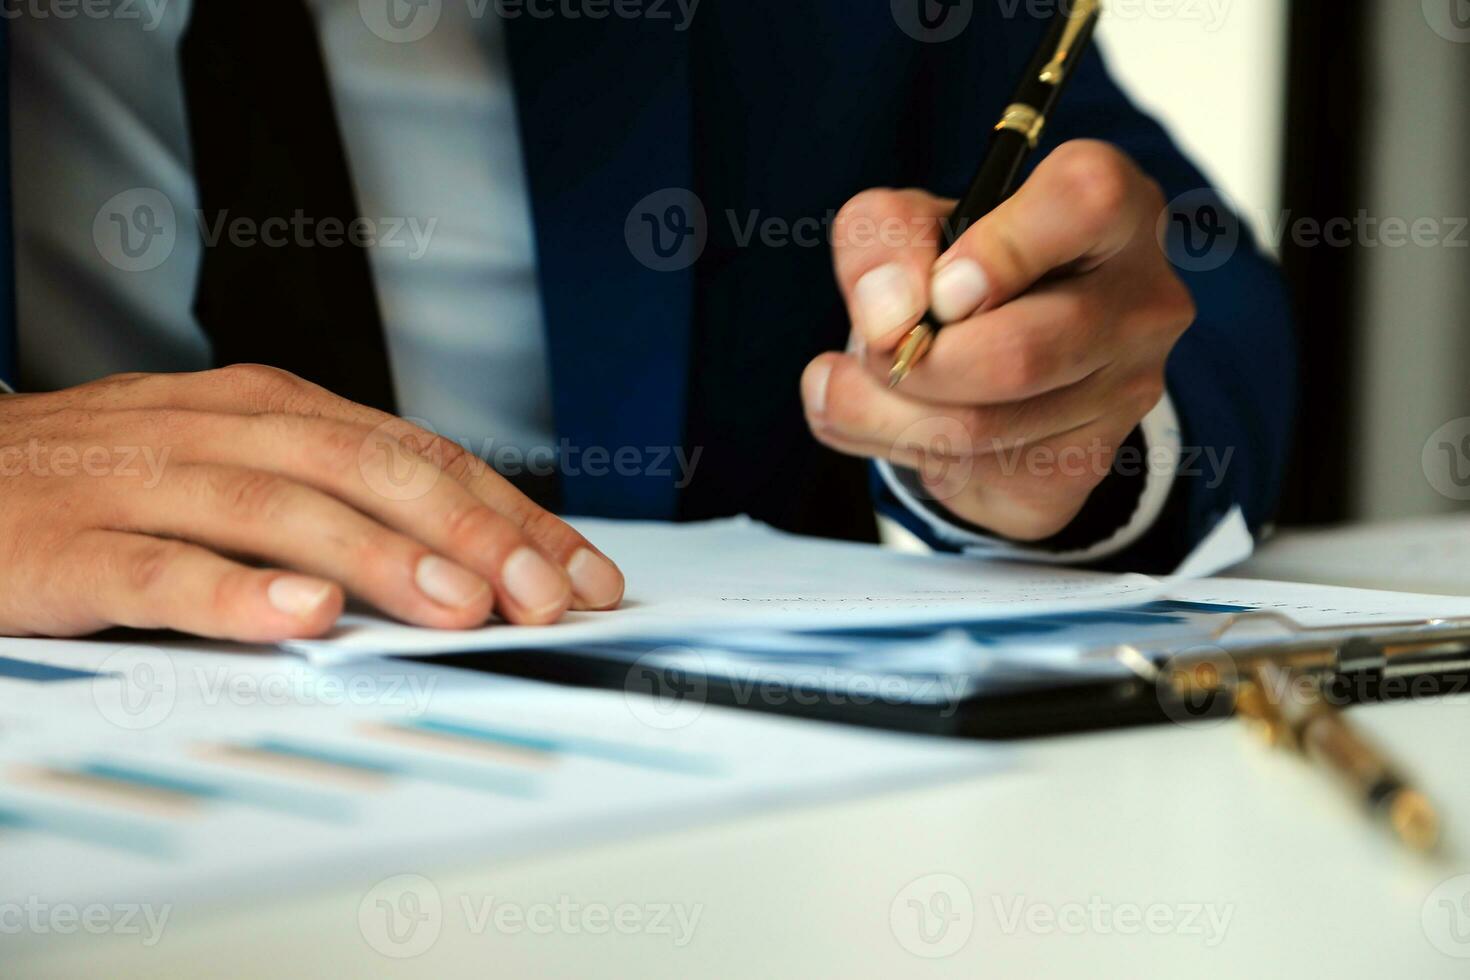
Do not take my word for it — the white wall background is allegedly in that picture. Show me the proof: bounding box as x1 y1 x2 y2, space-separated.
1095 1 1288 242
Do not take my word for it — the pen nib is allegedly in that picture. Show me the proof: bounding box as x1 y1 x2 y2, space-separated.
889 323 935 390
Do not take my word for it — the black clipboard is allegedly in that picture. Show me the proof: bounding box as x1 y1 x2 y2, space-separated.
428 613 1470 741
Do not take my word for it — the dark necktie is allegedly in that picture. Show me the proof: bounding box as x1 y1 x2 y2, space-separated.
179 0 398 412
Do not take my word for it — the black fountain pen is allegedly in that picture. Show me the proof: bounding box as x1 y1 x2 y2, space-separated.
888 0 1103 389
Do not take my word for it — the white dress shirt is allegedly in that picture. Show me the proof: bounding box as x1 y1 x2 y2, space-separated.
11 0 554 452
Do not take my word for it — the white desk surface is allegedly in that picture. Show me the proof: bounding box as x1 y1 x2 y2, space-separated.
15 525 1470 978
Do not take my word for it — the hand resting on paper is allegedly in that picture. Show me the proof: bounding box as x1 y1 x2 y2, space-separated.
0 366 623 642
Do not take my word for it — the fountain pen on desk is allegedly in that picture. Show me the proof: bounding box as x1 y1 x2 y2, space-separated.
1236 661 1441 853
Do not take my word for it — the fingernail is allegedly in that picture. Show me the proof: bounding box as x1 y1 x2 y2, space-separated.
853 263 921 343
803 359 833 418
567 548 624 609
930 258 990 324
415 555 490 608
503 547 569 615
268 575 333 619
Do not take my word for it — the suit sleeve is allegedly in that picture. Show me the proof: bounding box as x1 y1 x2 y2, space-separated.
874 44 1297 574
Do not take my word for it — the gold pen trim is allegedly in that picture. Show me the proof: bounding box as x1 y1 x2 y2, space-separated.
1039 0 1101 85
994 104 1046 149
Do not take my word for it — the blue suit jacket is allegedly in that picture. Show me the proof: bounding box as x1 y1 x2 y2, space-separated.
0 6 1295 571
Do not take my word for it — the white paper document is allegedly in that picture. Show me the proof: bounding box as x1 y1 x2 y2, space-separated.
0 639 1003 921
286 510 1254 662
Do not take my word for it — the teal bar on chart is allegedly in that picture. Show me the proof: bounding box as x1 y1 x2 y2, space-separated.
404 718 724 776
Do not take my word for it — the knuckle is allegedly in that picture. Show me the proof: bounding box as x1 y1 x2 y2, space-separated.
126 542 177 594
442 502 508 548
215 469 292 523
991 339 1050 396
350 535 402 585
210 566 257 621
432 437 482 482
1055 142 1133 229
222 362 296 388
308 420 368 473
1127 375 1168 417
518 506 576 553
217 363 314 413
99 371 151 388
835 188 919 255
835 188 895 229
1159 277 1198 334
1117 371 1164 417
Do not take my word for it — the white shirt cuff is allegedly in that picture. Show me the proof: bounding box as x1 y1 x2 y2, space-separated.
878 394 1182 565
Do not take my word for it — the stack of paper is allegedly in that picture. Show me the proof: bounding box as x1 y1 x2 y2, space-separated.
286 510 1255 663
282 512 1470 706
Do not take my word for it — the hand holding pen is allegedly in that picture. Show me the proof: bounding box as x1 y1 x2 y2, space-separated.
801 0 1198 543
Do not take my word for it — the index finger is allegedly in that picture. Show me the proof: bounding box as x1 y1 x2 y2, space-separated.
831 188 953 354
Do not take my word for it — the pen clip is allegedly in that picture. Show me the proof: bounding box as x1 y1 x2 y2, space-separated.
1039 0 1101 86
